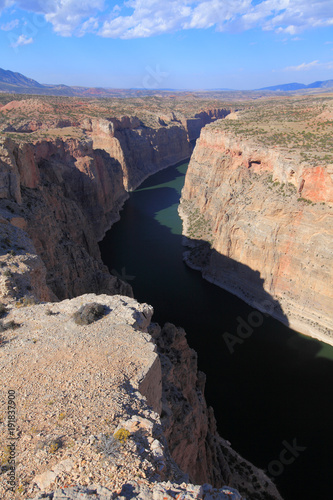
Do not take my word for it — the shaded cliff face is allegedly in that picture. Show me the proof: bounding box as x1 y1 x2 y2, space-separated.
149 322 282 500
87 116 192 190
1 136 131 300
180 124 333 344
185 109 231 141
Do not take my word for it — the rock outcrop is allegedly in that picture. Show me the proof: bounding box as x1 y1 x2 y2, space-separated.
1 136 131 301
184 110 231 141
87 117 191 191
150 323 281 499
179 124 333 344
0 294 281 500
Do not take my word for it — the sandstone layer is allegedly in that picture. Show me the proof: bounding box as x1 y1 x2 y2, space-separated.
179 123 333 344
0 294 281 500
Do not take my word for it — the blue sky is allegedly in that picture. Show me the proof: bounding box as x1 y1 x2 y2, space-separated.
0 0 332 90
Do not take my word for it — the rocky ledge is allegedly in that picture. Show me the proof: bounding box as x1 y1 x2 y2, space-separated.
0 294 282 500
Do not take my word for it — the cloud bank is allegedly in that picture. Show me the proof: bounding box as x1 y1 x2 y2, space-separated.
0 0 332 38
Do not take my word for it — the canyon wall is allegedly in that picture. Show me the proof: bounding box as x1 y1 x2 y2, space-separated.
184 109 231 141
0 115 194 301
1 136 131 300
179 124 333 344
150 322 281 499
0 109 232 301
87 116 192 191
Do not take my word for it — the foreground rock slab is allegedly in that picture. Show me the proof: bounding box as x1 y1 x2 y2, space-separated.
0 294 282 500
31 481 243 500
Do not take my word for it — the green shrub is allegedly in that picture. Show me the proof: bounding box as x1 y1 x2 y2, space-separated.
297 197 312 204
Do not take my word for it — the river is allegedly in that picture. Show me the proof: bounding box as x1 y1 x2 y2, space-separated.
99 162 333 499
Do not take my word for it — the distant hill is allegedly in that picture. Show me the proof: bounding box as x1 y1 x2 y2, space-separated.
0 68 43 88
0 68 174 97
1 67 333 97
259 80 333 91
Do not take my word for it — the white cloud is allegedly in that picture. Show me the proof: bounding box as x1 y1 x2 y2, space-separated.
284 60 333 71
1 17 18 30
99 0 333 39
0 0 105 36
0 0 13 10
77 16 99 37
11 33 33 47
44 1 104 36
0 0 333 38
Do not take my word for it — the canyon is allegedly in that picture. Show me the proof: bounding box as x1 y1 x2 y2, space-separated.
0 92 332 499
0 96 282 499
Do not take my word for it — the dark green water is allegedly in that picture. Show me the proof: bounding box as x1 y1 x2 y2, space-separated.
100 162 333 499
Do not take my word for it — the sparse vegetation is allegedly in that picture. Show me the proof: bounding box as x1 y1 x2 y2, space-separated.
212 95 333 166
45 308 57 316
113 428 131 444
297 197 313 204
0 445 11 465
48 438 62 454
180 199 213 243
0 319 20 332
97 434 120 459
72 302 105 325
0 303 8 318
15 296 38 308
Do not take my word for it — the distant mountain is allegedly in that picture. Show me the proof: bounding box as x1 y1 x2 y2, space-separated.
0 68 177 97
0 68 43 88
307 80 333 89
259 80 333 91
1 67 333 98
